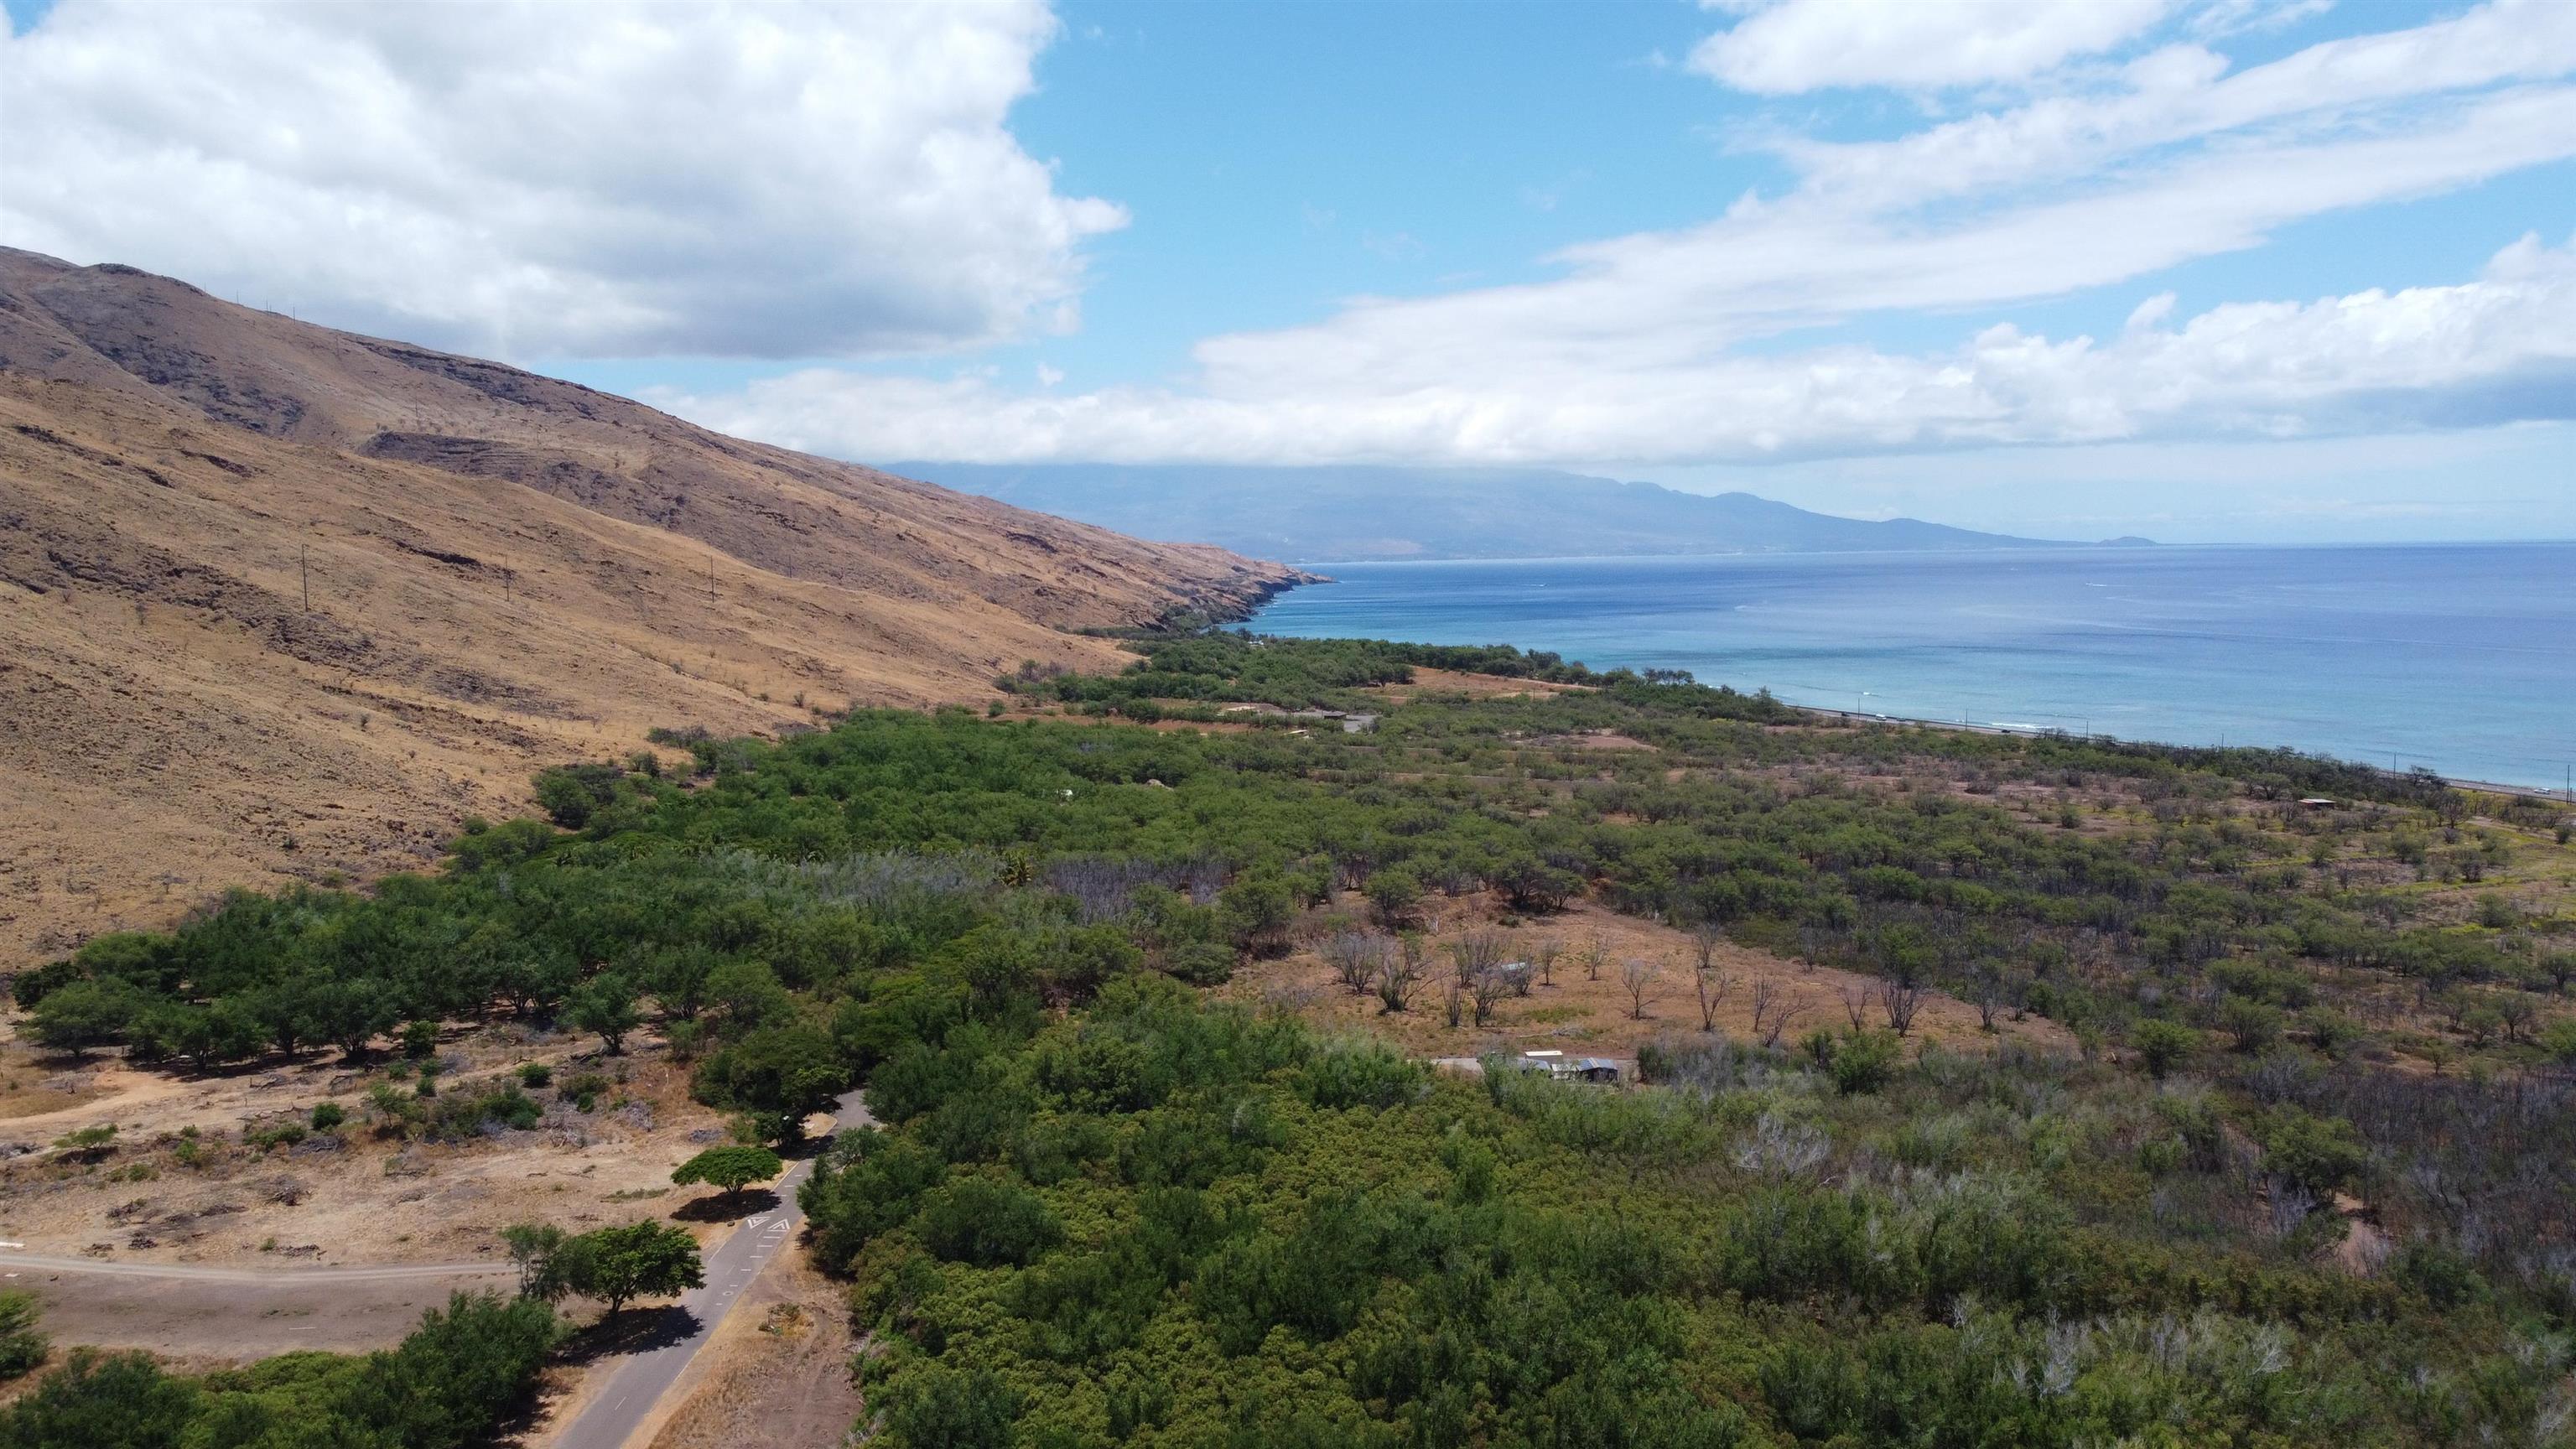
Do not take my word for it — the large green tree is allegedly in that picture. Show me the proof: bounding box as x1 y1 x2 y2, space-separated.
671 1145 783 1205
557 1222 703 1318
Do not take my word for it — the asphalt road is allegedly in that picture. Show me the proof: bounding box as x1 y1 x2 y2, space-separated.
551 1089 872 1449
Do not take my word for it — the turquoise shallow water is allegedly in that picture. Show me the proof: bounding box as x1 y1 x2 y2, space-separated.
1247 543 2576 792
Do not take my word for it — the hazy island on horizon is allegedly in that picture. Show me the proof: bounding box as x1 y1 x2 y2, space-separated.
894 461 2160 565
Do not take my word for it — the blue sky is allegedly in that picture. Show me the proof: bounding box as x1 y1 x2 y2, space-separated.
4 0 2572 542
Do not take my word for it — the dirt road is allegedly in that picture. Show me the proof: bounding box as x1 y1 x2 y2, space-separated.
0 1249 512 1358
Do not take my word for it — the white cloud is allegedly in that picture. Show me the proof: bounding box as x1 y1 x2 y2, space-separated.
662 2 2576 478
1690 0 2179 94
1776 0 2576 210
1176 84 2576 401
0 0 1122 358
672 232 2576 466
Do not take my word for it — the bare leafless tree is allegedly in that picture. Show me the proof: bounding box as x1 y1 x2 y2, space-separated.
1972 972 2003 1033
1322 931 1390 995
1582 932 1608 982
1441 978 1465 1029
1532 938 1563 989
1751 980 1807 1049
1841 985 1871 1031
1621 958 1661 1021
1374 951 1424 1015
1448 928 1507 986
1471 968 1513 1027
1694 962 1735 1032
1877 979 1925 1036
1398 932 1431 986
1690 924 1724 974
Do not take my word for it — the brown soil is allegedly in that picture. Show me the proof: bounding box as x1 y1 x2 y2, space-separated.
1529 730 1654 751
631 1254 863 1449
0 1043 115 1121
0 247 1307 969
7 1261 506 1359
1368 667 1587 703
1222 893 2075 1062
0 1022 735 1298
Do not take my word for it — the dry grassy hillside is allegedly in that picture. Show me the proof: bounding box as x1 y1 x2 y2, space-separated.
0 249 1306 965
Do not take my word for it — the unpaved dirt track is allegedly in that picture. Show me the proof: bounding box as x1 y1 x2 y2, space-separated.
0 1251 513 1358
0 1252 506 1282
551 1091 871 1449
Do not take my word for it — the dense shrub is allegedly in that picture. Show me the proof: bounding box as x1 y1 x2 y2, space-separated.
919 1178 1062 1268
0 1292 554 1449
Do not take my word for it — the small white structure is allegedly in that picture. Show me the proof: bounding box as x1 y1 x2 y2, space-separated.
1509 1049 1622 1084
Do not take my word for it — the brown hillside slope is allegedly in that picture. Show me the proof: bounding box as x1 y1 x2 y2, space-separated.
0 249 1306 964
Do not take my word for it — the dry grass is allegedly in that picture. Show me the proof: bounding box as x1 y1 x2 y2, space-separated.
0 1022 731 1275
1221 891 2075 1062
626 1251 864 1449
0 251 1302 968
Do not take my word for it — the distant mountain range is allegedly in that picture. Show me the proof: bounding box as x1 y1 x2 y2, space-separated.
891 463 2152 563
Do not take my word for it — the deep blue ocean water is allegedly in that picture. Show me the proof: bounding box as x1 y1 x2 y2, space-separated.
1248 543 2576 792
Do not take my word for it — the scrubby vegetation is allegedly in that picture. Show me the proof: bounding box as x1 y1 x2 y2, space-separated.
802 980 2576 1447
0 1291 554 1449
8 634 2573 1446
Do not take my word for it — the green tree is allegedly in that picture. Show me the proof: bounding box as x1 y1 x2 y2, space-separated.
671 1145 783 1204
0 1348 198 1448
885 1366 1018 1449
1363 867 1422 928
306 975 402 1062
556 1222 704 1318
1217 872 1295 954
25 979 142 1057
921 1177 1062 1267
566 972 641 1055
1829 1030 1902 1095
2220 997 2282 1053
244 977 321 1061
702 960 793 1032
2132 1019 2199 1078
336 1292 560 1449
692 1024 849 1145
498 1223 569 1301
532 763 624 831
134 1001 263 1073
0 1291 47 1381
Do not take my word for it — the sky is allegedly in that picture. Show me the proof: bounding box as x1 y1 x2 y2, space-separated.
3 0 2571 543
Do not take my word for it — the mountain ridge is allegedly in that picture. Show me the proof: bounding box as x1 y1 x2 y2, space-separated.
0 247 1303 963
890 462 2145 563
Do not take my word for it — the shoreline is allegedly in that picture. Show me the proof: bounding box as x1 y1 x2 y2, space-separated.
1799 704 2576 804
1244 549 2573 803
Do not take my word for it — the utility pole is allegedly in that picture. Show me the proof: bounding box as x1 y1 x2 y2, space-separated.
300 544 310 611
708 553 716 600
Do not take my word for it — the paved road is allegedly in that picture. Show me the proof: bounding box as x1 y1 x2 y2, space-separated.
552 1090 871 1449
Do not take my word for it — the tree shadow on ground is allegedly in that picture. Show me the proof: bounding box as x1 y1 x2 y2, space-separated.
670 1187 781 1223
555 1304 703 1364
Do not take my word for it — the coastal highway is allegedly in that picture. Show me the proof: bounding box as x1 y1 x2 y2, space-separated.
552 1088 872 1449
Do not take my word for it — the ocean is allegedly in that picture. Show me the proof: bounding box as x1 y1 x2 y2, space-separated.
1247 543 2576 792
